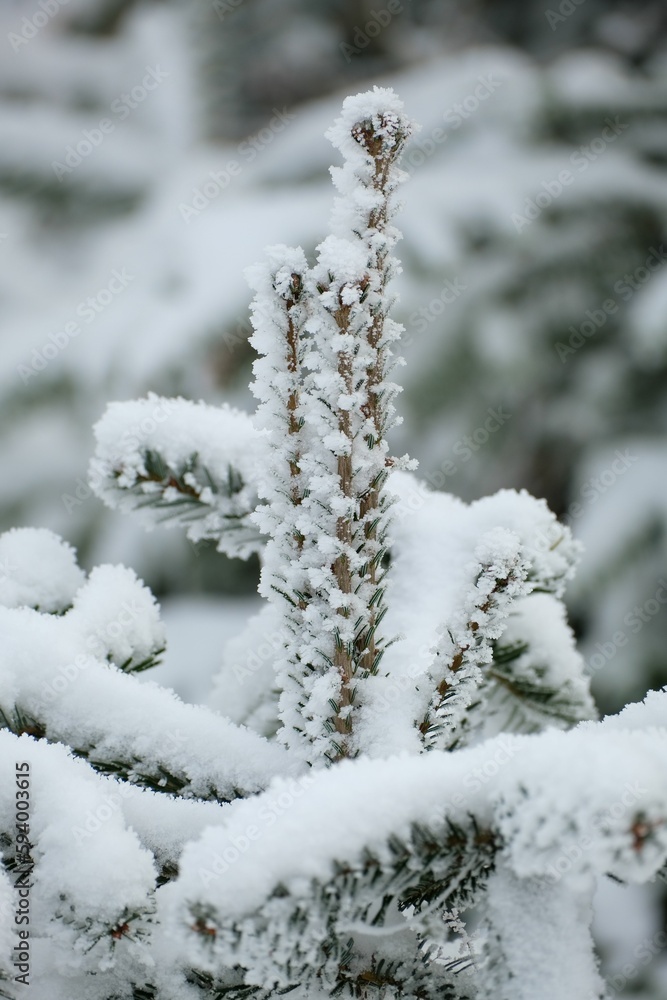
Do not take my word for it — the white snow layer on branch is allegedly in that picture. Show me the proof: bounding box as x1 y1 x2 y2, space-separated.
0 732 156 980
494 727 667 885
0 604 298 800
0 527 166 674
159 723 667 989
591 683 667 734
90 394 269 558
0 742 244 999
0 732 240 1000
108 777 239 875
0 735 249 995
0 527 85 613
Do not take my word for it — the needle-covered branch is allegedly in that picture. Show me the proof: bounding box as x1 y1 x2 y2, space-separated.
0 733 157 985
250 89 416 766
159 719 667 997
0 598 297 802
91 395 268 559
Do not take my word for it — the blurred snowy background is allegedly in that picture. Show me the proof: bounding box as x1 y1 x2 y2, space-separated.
2 0 667 991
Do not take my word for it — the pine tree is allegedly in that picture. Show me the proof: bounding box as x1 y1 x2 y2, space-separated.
1 87 667 1000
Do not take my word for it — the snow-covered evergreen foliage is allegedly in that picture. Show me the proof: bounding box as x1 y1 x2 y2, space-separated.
3 6 667 720
2 87 667 1000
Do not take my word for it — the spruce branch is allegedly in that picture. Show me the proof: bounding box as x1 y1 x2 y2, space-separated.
115 447 260 549
0 733 158 982
250 89 415 766
181 813 493 996
0 605 295 803
165 725 667 999
313 97 412 756
0 696 284 803
91 396 267 559
419 530 530 751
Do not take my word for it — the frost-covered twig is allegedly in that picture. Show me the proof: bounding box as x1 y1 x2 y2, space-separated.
420 528 530 750
250 88 415 765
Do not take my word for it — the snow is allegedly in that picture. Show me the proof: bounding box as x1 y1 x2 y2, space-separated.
593 684 667 734
207 601 282 734
0 732 253 990
495 726 667 888
165 748 490 921
480 863 604 1000
0 527 85 613
66 563 164 669
106 773 240 877
0 732 156 977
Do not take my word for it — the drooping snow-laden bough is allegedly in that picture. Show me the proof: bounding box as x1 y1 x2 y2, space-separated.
1 87 666 1000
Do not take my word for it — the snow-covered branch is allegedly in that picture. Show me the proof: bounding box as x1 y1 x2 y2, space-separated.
419 527 530 750
159 719 667 997
249 88 416 766
90 395 268 559
0 733 156 984
0 600 297 801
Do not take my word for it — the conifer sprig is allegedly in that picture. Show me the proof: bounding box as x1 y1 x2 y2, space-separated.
251 89 415 765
